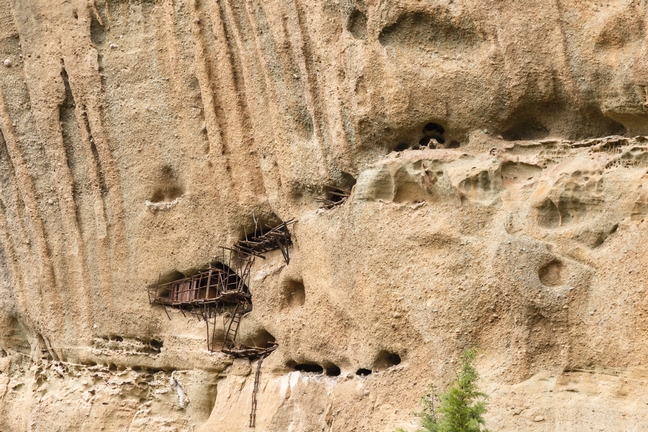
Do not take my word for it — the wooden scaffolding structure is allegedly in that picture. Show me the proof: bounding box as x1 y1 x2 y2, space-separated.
147 219 294 358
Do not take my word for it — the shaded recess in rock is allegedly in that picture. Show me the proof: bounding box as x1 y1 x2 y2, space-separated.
538 259 565 287
501 161 542 184
500 103 627 141
287 361 324 374
537 198 560 228
243 328 276 348
90 10 105 48
379 11 481 54
1 316 30 355
347 9 367 40
502 120 550 141
97 336 163 355
150 165 184 203
356 368 372 376
394 122 452 151
373 350 401 371
281 279 305 308
236 211 284 241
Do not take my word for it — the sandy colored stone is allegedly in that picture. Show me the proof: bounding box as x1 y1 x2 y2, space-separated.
0 0 647 431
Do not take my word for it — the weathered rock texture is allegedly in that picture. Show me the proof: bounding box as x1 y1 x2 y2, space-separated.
0 0 647 430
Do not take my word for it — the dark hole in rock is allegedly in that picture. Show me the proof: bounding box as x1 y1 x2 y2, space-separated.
447 140 460 148
245 328 276 348
325 363 341 376
150 339 163 350
373 351 402 370
0 348 6 357
420 122 446 147
109 363 117 372
293 363 324 373
133 366 143 372
424 123 445 134
282 279 306 308
113 336 123 342
538 259 565 287
395 143 409 152
356 368 372 376
238 212 284 241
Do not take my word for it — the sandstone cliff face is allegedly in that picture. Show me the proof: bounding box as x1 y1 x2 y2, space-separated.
0 0 647 431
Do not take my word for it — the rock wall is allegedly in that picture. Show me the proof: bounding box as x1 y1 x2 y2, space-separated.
0 0 647 430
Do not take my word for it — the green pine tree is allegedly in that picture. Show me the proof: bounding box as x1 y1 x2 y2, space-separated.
397 349 489 432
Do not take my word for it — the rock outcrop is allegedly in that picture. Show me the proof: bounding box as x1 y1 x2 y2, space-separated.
0 0 647 431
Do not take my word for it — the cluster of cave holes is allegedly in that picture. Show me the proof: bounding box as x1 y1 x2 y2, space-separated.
103 335 164 355
395 123 459 152
287 351 401 377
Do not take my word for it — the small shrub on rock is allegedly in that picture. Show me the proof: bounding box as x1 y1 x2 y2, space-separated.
397 349 489 432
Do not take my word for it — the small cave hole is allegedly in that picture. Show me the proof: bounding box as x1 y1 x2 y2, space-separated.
395 143 409 152
282 279 306 308
109 363 117 372
238 213 284 240
324 363 341 377
424 123 445 134
421 122 446 147
113 336 123 342
356 368 372 376
150 339 163 349
373 351 402 371
245 329 276 348
292 363 324 374
538 259 565 287
447 140 460 148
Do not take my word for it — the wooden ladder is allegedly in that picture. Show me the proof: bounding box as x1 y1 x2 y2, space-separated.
222 302 245 350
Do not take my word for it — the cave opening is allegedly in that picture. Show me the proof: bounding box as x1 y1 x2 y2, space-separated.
324 363 341 376
293 363 324 373
356 368 372 376
373 350 402 371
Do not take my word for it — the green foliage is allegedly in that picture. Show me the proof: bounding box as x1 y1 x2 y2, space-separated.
399 349 489 432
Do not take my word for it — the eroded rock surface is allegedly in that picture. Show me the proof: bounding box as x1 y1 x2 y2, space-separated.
0 0 647 431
